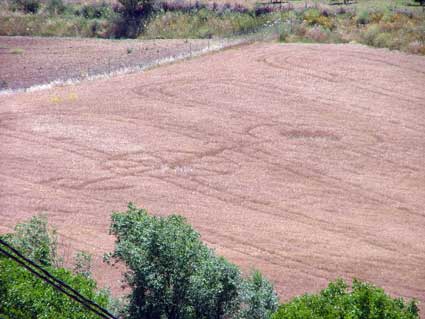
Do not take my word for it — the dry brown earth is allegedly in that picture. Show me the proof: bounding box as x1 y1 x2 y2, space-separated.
1 43 425 310
0 36 218 91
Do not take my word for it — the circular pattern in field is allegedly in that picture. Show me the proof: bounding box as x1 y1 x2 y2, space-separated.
1 42 424 308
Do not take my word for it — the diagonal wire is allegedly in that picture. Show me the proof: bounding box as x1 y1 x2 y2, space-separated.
0 245 111 319
0 238 118 319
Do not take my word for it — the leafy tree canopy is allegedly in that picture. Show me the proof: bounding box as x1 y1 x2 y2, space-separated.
0 215 110 319
107 203 278 319
272 279 419 319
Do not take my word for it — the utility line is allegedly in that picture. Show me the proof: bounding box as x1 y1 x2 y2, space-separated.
0 245 111 319
0 238 118 319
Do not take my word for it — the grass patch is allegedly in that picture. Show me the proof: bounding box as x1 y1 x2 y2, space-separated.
0 14 115 37
143 9 271 39
9 47 24 54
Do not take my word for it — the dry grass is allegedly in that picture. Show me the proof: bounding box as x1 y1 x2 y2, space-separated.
9 47 25 54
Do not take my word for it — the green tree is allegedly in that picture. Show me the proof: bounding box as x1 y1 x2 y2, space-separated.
13 0 40 13
117 0 154 37
0 257 110 319
46 0 66 15
2 214 59 267
0 215 111 319
73 251 93 278
189 253 242 319
239 270 279 319
272 279 419 319
107 203 278 319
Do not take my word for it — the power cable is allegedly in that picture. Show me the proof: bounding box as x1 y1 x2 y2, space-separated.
0 238 118 319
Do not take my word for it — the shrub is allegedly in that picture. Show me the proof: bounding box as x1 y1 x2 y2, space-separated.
356 10 370 25
272 279 419 319
143 10 267 39
369 11 384 23
0 257 110 319
407 40 425 54
188 252 242 319
14 0 40 13
73 251 92 278
46 0 66 15
0 216 111 319
303 9 319 23
75 2 113 19
303 9 334 30
2 214 59 267
116 0 155 37
373 32 394 48
361 24 380 45
305 26 330 42
107 203 278 319
239 270 279 319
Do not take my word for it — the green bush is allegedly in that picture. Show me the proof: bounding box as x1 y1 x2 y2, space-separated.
0 257 110 319
272 279 419 319
360 23 380 45
107 203 278 319
143 10 267 39
75 2 113 20
239 270 279 319
2 214 59 267
303 9 334 30
0 215 111 319
356 10 370 25
13 0 40 13
116 0 154 38
73 250 92 278
46 0 66 15
373 32 394 48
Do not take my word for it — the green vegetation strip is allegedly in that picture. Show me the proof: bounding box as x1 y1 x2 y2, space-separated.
1 0 424 54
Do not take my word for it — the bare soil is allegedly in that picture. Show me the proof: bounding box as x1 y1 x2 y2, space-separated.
1 43 424 310
0 36 217 91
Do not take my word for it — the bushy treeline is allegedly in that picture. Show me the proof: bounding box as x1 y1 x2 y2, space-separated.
0 208 421 319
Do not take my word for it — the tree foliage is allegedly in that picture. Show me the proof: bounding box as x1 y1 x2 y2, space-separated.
0 215 110 319
2 214 59 267
73 251 93 279
0 257 110 319
116 0 154 37
239 270 279 319
107 203 278 319
272 279 419 319
13 0 40 13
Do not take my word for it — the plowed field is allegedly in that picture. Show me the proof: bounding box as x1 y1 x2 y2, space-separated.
1 43 424 308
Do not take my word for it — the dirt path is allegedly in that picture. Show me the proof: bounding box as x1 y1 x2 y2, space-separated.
1 43 424 310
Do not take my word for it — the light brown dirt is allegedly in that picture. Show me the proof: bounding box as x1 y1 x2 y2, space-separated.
1 43 425 310
0 36 217 90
